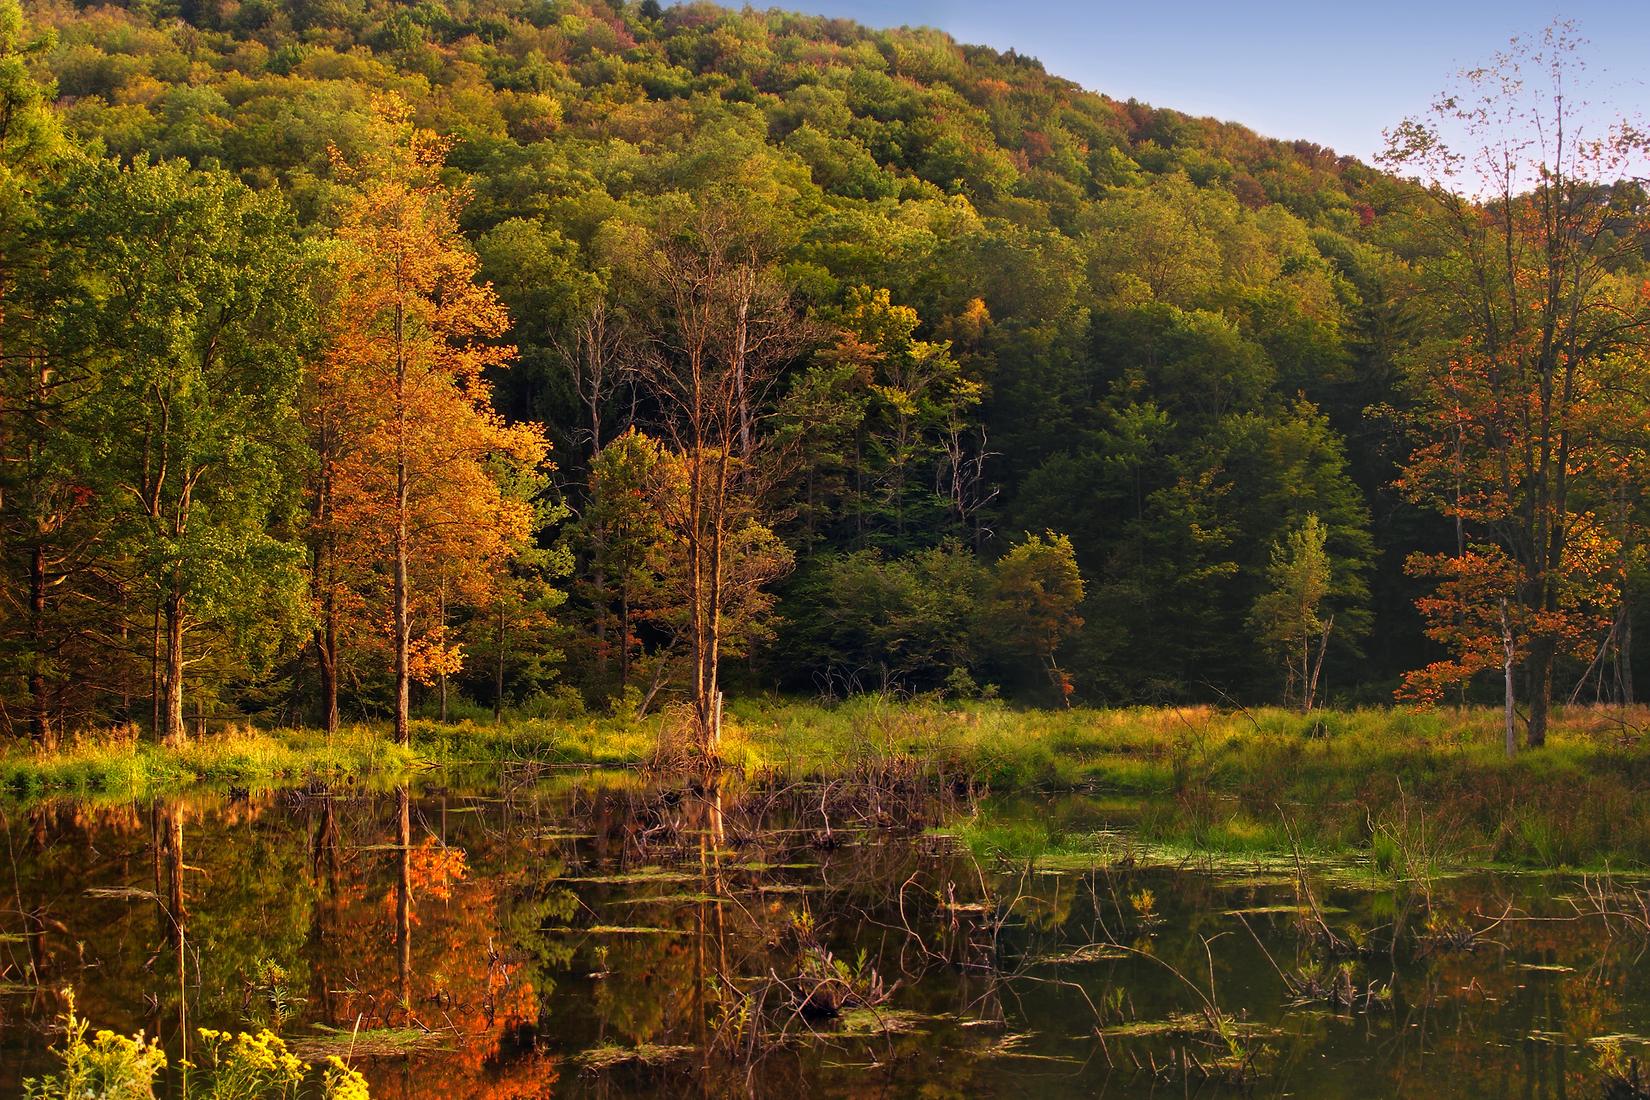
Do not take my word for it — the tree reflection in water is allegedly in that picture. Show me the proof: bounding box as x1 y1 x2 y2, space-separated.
0 780 1646 1099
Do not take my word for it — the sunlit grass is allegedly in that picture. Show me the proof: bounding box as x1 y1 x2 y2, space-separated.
4 699 1649 869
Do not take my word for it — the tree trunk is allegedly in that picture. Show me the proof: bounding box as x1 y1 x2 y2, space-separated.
493 604 505 725
1621 610 1635 706
119 592 131 723
687 441 710 748
313 442 341 733
1526 635 1553 750
437 586 448 724
618 592 631 694
28 543 53 750
315 535 339 733
161 584 186 747
393 297 411 746
1305 617 1333 713
734 296 751 458
1501 600 1517 759
702 455 728 754
151 597 163 737
317 605 339 734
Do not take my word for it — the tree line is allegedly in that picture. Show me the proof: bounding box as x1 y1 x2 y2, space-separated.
0 0 1646 753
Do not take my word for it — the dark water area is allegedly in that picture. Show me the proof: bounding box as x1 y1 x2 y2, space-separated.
0 773 1646 1098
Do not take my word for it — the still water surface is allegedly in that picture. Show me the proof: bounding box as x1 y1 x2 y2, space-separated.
0 772 1644 1097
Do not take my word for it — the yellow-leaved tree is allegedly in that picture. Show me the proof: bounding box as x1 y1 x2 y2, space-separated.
308 97 549 739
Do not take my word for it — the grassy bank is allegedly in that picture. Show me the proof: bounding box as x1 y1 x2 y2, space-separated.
4 698 1649 869
0 725 424 801
716 698 1650 870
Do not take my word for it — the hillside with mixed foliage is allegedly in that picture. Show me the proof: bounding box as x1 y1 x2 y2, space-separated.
3 0 1646 740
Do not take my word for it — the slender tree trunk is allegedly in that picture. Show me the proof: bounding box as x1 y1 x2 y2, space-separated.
1306 617 1332 713
151 597 163 737
588 340 604 459
1526 638 1553 749
312 435 341 732
314 530 340 733
119 591 131 723
28 543 52 750
437 584 448 724
618 591 631 694
734 296 751 458
687 441 709 746
703 453 728 753
1501 599 1517 759
393 296 411 746
493 604 505 725
318 602 339 734
161 583 186 747
1621 610 1635 706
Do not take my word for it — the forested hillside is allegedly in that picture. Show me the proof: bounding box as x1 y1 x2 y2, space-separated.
2 0 1645 740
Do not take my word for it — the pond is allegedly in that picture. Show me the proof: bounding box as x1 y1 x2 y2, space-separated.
1 771 1646 1098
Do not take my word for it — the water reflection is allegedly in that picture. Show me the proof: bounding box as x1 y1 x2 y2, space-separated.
0 780 1645 1099
151 799 186 1069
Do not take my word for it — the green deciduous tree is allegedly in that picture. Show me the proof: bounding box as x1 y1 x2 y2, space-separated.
577 428 676 699
986 532 1085 704
56 157 313 745
0 0 76 745
1250 514 1333 711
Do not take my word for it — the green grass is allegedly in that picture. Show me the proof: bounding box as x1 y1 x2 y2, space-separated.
5 698 1650 869
0 724 425 802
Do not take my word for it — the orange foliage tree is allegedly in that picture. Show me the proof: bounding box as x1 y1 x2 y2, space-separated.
308 97 549 738
1383 25 1650 749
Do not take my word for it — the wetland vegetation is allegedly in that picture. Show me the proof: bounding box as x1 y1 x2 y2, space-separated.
4 0 1650 1094
6 700 1650 872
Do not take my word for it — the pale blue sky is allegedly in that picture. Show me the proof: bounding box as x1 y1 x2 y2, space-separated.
700 1 1650 162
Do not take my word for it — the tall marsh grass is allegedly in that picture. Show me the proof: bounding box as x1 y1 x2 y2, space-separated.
5 697 1649 868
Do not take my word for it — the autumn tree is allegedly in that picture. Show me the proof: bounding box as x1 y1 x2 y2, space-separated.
634 205 806 751
1383 24 1650 747
314 98 548 740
